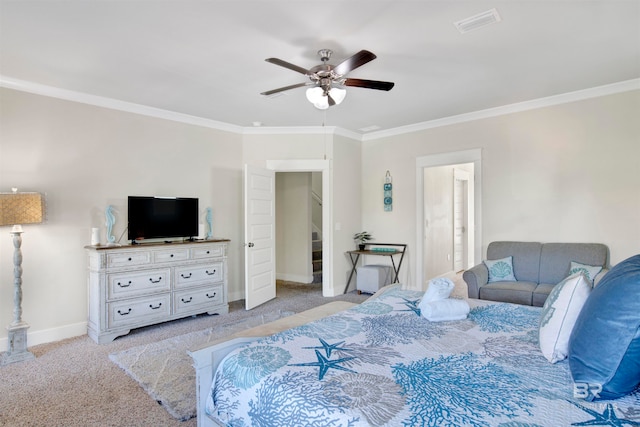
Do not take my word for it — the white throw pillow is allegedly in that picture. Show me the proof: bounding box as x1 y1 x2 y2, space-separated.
569 261 603 284
484 256 517 282
539 273 592 363
421 277 455 303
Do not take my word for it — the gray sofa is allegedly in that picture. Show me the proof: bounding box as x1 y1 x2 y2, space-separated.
463 241 609 306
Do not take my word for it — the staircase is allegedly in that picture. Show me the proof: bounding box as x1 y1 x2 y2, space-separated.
312 231 322 283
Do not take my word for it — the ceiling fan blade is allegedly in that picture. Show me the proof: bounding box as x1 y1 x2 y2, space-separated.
261 82 311 96
265 58 311 75
333 50 377 76
344 78 395 91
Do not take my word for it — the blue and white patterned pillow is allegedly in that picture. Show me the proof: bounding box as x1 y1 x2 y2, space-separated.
569 261 602 284
484 256 517 282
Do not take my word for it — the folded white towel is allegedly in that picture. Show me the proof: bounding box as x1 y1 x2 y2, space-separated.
422 277 455 303
419 298 470 322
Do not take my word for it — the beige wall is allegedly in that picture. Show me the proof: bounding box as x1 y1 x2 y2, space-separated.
362 90 640 290
0 88 244 345
1 86 638 346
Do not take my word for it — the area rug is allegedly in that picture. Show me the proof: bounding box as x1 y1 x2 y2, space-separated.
109 310 294 421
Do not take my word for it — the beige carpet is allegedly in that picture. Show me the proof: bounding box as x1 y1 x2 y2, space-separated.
109 310 294 421
0 282 369 427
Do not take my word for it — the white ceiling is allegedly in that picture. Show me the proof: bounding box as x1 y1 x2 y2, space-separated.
1 1 639 135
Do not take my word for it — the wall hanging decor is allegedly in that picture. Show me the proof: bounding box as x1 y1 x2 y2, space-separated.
384 170 393 212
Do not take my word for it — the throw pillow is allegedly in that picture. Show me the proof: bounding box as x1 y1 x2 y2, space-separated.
484 256 517 282
569 261 603 284
421 277 455 303
538 273 592 363
568 254 640 401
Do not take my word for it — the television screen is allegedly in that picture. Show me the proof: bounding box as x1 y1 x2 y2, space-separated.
128 196 198 241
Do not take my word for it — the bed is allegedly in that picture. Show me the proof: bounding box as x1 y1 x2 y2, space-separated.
190 285 640 426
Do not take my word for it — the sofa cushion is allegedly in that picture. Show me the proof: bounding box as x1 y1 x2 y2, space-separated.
569 254 640 401
539 243 608 285
539 273 592 363
487 241 542 283
532 283 555 307
484 256 517 282
479 281 537 306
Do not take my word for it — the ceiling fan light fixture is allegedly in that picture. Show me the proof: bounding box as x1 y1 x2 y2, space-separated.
306 86 346 110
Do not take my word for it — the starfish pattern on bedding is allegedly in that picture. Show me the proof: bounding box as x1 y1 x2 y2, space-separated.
399 298 421 316
302 338 352 358
289 349 356 380
570 401 640 426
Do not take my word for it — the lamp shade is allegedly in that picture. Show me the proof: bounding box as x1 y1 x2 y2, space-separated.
306 86 347 110
0 192 44 226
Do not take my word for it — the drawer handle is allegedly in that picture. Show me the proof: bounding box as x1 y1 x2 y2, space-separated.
206 250 210 254
181 273 192 279
170 254 174 258
149 303 162 310
117 281 132 288
206 292 217 299
128 257 132 261
117 308 132 316
149 277 162 283
181 297 193 303
206 269 216 276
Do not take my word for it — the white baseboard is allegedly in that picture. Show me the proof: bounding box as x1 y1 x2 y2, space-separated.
0 321 87 349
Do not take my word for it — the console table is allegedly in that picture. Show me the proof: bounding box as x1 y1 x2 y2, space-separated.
344 243 407 294
85 239 230 343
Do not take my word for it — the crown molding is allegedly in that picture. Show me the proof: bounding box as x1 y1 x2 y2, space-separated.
3 75 637 142
362 78 640 141
0 75 243 134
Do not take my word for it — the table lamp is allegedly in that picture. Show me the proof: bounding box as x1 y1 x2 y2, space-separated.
0 188 44 365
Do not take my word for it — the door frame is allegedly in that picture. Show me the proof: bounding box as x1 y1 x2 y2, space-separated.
415 149 482 289
266 159 331 296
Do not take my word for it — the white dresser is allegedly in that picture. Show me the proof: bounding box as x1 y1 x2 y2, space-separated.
85 239 230 344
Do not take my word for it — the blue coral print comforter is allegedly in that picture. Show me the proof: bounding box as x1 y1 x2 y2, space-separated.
207 288 640 426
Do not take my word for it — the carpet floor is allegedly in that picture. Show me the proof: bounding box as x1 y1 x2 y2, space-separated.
0 281 369 427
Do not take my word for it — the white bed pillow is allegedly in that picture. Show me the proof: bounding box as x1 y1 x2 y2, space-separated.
539 273 592 363
421 277 455 303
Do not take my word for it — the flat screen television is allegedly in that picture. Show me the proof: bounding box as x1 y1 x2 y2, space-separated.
128 196 198 242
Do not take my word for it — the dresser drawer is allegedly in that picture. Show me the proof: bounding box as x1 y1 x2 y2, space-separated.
107 294 171 329
175 262 224 288
173 285 223 315
107 269 171 300
153 248 190 263
191 245 225 259
106 251 151 268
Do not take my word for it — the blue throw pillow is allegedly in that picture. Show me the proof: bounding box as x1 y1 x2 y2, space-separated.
568 254 640 401
484 256 517 282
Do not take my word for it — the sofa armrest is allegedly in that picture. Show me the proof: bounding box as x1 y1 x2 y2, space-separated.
463 263 489 298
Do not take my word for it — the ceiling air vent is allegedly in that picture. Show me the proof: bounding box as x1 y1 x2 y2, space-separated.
454 8 502 34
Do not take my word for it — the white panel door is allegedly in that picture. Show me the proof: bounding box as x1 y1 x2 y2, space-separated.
244 165 276 310
453 169 470 272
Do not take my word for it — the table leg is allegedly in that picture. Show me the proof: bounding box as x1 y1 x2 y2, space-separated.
344 253 360 294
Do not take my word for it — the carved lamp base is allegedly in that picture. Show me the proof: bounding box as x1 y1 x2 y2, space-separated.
0 322 35 365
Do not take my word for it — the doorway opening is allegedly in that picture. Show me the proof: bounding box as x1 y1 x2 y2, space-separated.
415 149 482 290
275 171 323 285
266 159 331 297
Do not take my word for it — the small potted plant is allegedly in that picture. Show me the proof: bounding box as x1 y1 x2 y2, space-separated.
353 231 373 251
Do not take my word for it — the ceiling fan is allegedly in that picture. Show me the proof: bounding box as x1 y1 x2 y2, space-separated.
261 49 395 109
